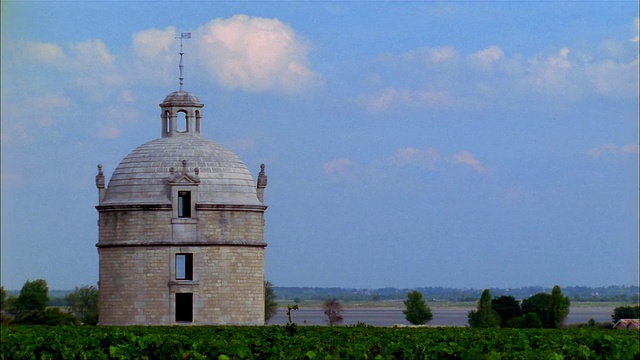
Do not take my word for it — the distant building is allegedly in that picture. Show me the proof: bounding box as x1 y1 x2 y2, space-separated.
613 319 640 330
95 88 268 325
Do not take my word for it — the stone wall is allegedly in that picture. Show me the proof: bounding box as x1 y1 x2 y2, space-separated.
97 207 266 325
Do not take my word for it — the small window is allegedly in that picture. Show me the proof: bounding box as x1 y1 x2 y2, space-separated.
176 253 193 280
175 293 193 322
178 191 191 218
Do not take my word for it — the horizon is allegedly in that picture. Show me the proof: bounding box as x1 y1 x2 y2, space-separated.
2 2 638 290
3 283 639 293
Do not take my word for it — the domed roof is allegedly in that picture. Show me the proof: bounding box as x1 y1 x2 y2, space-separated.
102 136 261 206
161 90 203 107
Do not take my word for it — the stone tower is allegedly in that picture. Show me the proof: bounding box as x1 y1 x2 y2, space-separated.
95 89 268 325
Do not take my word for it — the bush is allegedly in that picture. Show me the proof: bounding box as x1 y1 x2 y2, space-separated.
611 305 640 323
14 308 79 325
517 313 543 328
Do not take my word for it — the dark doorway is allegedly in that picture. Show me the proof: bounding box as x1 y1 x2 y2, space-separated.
176 293 193 322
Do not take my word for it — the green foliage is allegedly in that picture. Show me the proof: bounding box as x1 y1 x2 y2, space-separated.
0 287 7 311
263 281 278 324
522 292 553 328
1 326 638 359
549 285 570 328
611 305 640 323
468 289 500 328
403 290 433 325
65 285 99 325
15 279 49 314
284 304 299 336
491 295 521 328
0 287 12 325
517 312 543 328
323 298 344 326
13 308 79 325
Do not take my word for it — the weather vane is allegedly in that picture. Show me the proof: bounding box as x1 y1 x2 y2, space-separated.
175 32 191 90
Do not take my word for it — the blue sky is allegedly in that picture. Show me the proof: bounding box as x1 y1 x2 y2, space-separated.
1 1 638 290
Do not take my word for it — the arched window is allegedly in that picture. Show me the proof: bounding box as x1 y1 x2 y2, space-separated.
177 110 188 132
165 111 171 133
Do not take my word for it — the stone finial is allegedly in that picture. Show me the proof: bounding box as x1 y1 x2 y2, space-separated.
95 164 105 189
194 167 199 176
182 160 188 174
257 164 267 188
257 164 267 203
169 167 175 175
95 164 106 204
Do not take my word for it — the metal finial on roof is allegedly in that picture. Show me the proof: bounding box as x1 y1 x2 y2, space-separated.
175 32 191 90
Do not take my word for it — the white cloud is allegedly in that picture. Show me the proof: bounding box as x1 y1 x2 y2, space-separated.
22 41 65 65
195 15 321 93
524 47 576 94
131 27 178 85
380 46 458 66
621 143 639 154
392 147 440 168
584 59 639 97
468 45 504 68
426 46 458 63
68 39 115 68
356 24 638 113
323 157 353 177
589 143 639 158
632 17 639 43
451 151 488 173
353 87 454 113
104 105 142 125
353 88 397 113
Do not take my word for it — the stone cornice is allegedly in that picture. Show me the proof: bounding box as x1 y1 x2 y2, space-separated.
196 204 268 212
96 204 171 212
96 203 267 212
96 239 267 248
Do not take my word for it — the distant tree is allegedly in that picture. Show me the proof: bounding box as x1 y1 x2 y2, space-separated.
611 305 640 323
468 289 500 328
517 312 543 328
0 286 11 324
15 279 49 314
264 281 278 324
323 299 344 326
403 291 433 325
65 285 99 325
549 285 570 328
293 297 301 304
521 292 552 328
0 286 7 311
491 295 521 328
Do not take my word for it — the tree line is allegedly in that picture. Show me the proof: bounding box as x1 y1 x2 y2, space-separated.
273 285 639 303
400 285 638 328
1 280 98 325
4 280 638 327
